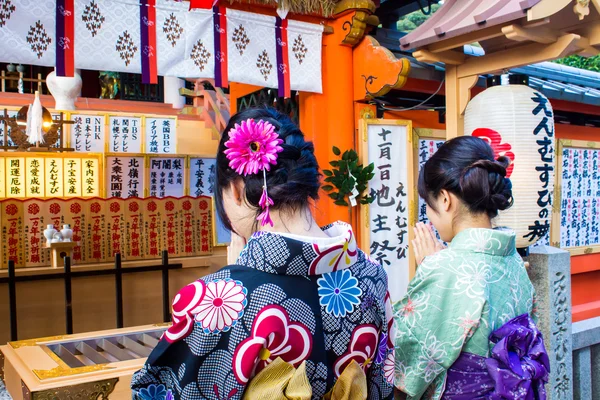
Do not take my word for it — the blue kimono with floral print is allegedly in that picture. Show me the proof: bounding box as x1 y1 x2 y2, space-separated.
131 222 394 400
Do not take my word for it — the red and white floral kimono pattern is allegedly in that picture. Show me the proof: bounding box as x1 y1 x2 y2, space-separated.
131 222 394 400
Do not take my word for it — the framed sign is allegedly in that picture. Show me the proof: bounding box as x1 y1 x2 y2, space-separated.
359 118 414 303
106 155 145 198
413 129 446 227
148 156 186 198
551 139 600 255
189 157 216 197
69 114 106 153
108 116 143 153
188 156 231 246
144 117 177 154
0 153 103 199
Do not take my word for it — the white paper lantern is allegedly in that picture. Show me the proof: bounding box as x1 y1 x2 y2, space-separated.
464 83 555 248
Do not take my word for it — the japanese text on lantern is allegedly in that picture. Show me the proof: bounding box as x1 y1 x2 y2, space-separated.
149 158 185 197
27 217 42 264
106 156 144 198
108 201 122 257
88 201 105 261
366 123 411 301
7 218 21 264
64 158 82 197
83 158 100 196
201 211 210 253
189 158 216 196
183 200 193 254
45 158 63 197
526 93 554 243
127 200 142 258
145 118 177 154
24 200 45 266
71 115 105 153
146 201 160 257
165 200 177 255
25 158 45 197
7 157 24 198
109 116 142 153
560 146 600 248
70 203 84 262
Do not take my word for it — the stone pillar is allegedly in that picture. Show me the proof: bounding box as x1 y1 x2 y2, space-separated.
163 76 185 109
526 246 573 400
571 316 600 399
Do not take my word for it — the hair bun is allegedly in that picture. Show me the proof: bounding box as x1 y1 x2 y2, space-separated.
464 159 507 177
459 157 513 217
279 144 302 160
417 136 514 219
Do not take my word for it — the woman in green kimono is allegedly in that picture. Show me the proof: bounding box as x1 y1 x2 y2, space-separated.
393 136 549 400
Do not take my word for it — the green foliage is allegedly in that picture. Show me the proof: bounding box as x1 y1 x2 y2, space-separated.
396 4 440 32
553 54 600 72
396 19 416 32
322 146 375 207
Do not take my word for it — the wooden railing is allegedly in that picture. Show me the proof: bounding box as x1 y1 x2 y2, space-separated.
0 71 45 94
180 79 230 140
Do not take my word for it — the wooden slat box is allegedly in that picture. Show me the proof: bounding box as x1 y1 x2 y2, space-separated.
0 325 167 400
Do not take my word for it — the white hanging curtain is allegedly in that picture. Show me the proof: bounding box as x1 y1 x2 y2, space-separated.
0 0 323 93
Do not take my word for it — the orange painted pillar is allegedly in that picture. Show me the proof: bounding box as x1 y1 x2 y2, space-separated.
300 16 355 226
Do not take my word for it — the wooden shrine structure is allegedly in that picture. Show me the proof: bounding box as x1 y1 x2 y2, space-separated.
399 0 600 137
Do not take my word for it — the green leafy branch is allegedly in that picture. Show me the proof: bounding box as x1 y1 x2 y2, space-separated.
322 146 375 207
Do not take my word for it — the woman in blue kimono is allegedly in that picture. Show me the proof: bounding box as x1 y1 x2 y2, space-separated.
131 108 395 400
393 136 550 399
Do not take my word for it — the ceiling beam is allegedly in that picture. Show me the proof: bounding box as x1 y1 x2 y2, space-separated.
426 24 508 53
413 49 466 64
502 24 559 44
456 33 584 78
574 21 600 46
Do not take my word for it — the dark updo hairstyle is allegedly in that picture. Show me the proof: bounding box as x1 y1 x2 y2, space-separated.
418 136 513 218
214 107 320 231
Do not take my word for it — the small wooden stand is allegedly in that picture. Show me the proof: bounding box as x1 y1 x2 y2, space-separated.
1 325 166 400
45 242 76 269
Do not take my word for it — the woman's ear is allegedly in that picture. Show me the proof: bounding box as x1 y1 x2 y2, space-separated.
230 180 244 206
440 189 452 212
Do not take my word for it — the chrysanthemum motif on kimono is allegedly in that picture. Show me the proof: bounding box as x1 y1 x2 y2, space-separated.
137 384 173 400
454 261 497 299
317 269 362 317
164 278 247 342
131 222 394 400
395 291 430 328
393 228 539 400
383 351 395 385
195 279 247 334
417 333 447 383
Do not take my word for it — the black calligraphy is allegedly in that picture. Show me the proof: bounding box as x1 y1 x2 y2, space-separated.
525 93 554 243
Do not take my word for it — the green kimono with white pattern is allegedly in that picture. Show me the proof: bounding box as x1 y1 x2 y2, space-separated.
393 228 536 400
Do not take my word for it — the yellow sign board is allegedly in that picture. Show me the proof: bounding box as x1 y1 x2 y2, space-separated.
0 153 102 199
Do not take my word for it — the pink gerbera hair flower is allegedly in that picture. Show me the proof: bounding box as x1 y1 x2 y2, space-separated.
224 119 284 176
224 118 283 227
